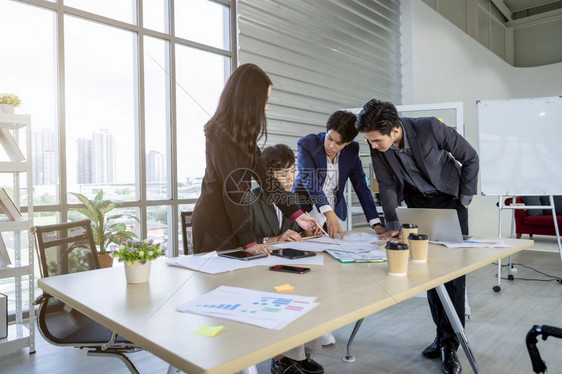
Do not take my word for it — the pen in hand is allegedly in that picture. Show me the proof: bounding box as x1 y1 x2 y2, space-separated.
305 212 330 237
301 235 319 240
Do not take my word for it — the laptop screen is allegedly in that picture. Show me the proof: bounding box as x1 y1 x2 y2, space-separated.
395 208 464 243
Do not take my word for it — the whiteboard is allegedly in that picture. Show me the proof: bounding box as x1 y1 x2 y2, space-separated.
477 96 562 196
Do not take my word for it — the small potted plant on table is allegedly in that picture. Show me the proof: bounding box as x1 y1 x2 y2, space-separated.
112 239 165 283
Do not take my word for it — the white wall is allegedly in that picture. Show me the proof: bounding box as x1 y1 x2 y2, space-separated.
400 0 562 237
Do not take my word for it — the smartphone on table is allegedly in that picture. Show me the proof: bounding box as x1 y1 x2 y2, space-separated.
269 265 311 274
218 250 267 261
271 248 316 259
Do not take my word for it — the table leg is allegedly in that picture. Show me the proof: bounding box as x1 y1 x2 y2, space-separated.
435 284 481 374
343 318 364 362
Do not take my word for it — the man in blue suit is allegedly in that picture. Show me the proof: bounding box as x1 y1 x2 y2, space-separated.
293 110 385 239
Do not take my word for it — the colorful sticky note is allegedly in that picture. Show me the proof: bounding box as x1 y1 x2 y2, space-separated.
274 284 295 292
193 325 224 337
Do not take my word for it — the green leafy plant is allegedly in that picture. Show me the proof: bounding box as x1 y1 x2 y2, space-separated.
111 239 165 265
0 93 22 106
70 190 139 254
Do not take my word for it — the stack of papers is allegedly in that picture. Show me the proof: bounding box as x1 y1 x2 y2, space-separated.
326 248 386 263
272 232 385 253
177 286 318 330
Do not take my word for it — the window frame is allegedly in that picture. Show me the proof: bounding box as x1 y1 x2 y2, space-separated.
14 0 236 257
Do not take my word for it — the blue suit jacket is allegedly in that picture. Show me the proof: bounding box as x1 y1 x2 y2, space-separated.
293 133 380 223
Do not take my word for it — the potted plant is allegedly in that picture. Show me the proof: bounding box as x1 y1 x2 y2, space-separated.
71 190 139 268
0 93 22 113
111 239 166 283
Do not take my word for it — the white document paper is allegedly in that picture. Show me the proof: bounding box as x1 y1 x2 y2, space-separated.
167 251 324 274
272 232 385 253
326 248 387 263
176 286 319 330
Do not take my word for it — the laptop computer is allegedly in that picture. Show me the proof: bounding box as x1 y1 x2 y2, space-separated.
395 208 467 243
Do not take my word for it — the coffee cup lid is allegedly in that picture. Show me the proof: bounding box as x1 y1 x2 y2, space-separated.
408 233 429 240
385 242 409 250
401 223 418 228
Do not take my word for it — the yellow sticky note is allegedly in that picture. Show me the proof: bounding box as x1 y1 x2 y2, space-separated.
274 284 295 292
193 325 224 337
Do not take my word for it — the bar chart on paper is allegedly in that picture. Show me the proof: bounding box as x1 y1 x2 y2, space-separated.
198 303 242 311
176 286 319 329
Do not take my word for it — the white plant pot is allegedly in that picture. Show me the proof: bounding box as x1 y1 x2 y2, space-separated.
124 261 152 284
0 104 15 113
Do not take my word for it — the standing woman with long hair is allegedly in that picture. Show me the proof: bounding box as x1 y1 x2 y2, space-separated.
191 64 319 254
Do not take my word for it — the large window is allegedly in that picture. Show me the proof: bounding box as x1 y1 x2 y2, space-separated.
175 45 229 199
144 35 171 201
65 15 138 201
0 0 235 314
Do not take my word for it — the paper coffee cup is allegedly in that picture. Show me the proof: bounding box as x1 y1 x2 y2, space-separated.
408 233 429 262
385 241 409 276
401 223 418 246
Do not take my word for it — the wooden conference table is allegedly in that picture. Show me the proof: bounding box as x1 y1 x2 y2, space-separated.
38 238 533 374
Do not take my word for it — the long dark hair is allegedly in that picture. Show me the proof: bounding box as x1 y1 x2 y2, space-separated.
204 63 272 156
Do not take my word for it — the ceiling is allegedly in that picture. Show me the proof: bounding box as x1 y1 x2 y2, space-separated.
492 0 562 24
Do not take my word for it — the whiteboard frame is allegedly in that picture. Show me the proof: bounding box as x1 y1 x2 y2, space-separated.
396 101 464 136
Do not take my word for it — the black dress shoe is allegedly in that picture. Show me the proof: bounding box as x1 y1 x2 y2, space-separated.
421 337 441 359
441 346 462 374
292 354 324 374
271 354 324 374
271 358 304 374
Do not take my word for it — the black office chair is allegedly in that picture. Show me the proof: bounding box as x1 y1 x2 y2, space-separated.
180 211 192 255
32 219 142 373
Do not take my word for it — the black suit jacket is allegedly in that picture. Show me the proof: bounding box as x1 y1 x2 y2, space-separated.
249 187 300 244
192 127 301 248
371 117 479 225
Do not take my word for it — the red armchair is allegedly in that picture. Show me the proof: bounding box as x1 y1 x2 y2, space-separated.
505 197 562 238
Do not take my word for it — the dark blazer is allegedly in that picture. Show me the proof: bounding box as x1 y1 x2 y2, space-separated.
293 133 380 223
249 187 301 244
192 127 302 250
371 117 479 224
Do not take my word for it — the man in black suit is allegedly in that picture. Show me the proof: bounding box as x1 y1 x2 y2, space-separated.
355 99 479 374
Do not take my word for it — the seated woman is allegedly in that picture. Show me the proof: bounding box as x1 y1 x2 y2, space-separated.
293 110 386 239
250 144 323 374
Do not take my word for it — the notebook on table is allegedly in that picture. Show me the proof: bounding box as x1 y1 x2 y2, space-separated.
395 208 468 243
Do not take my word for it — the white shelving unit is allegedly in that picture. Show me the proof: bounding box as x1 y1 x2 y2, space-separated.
0 112 34 354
